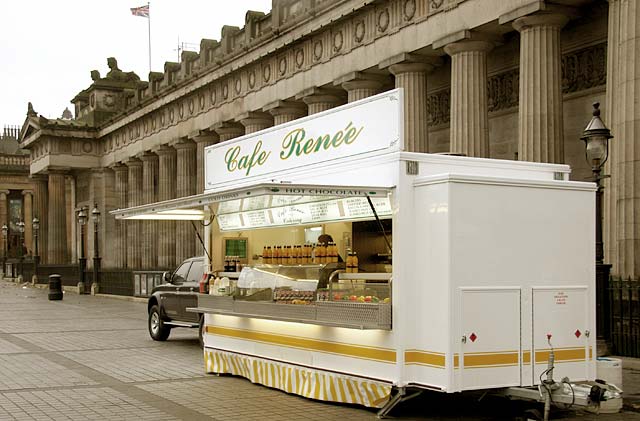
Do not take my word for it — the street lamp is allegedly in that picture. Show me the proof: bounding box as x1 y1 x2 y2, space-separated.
77 207 87 293
17 220 25 280
91 203 101 294
581 102 613 348
1 224 7 278
32 217 39 283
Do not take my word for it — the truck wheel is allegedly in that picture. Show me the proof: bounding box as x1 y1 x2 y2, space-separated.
148 305 171 341
198 314 205 348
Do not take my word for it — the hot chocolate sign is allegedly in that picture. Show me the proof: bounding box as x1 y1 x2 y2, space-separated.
205 89 402 188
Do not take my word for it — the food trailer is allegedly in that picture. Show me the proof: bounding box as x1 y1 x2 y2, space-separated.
114 89 611 415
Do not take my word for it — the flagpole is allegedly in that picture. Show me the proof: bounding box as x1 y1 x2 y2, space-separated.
147 2 151 75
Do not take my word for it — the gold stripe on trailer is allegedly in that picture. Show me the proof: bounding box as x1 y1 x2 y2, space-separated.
204 349 393 408
534 347 588 363
460 351 520 368
206 325 396 363
404 350 446 368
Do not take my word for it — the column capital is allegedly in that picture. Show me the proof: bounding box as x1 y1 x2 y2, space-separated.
153 144 177 156
334 71 389 91
513 13 570 32
380 53 442 75
21 190 34 197
170 138 196 150
0 190 9 196
444 40 494 56
137 151 159 162
29 174 48 183
433 29 502 50
46 167 71 176
110 162 129 173
188 130 219 144
125 157 143 168
263 100 307 119
236 111 274 129
296 87 345 106
211 122 244 139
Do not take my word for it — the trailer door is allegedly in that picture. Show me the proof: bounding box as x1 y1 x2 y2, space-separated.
459 288 521 390
532 287 590 383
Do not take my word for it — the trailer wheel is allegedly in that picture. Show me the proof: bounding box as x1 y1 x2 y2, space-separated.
148 305 171 341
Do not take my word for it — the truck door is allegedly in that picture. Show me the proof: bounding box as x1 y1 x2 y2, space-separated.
178 259 204 323
163 261 192 318
459 288 521 391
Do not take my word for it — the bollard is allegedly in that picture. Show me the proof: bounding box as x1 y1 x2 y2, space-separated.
48 274 63 301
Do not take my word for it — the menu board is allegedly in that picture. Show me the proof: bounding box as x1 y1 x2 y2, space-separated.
217 213 244 231
243 196 269 211
218 199 242 214
217 196 392 231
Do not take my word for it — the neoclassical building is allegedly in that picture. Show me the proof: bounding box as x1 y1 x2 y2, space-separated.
0 126 36 261
17 0 638 278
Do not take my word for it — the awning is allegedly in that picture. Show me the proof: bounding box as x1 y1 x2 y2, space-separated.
110 183 394 231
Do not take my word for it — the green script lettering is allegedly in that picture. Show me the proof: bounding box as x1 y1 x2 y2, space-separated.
224 140 271 176
279 121 364 160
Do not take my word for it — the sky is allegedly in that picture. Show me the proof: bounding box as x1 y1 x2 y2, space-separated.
0 0 273 130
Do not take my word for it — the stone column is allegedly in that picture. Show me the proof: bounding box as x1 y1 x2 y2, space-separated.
126 158 143 269
47 170 68 264
22 191 33 255
140 152 159 269
156 145 177 268
213 122 245 142
604 0 621 274
297 87 345 115
263 100 307 126
381 53 440 153
174 139 196 263
192 132 218 256
607 0 640 277
112 164 129 269
513 13 569 163
336 72 387 102
31 175 48 264
0 190 7 262
444 40 493 157
238 111 273 134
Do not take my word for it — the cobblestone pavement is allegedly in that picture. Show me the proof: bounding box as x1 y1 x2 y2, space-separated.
0 279 637 421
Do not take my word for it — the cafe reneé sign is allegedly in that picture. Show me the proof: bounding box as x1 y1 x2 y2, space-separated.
205 89 402 189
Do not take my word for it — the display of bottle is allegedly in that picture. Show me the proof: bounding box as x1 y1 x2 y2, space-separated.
315 243 324 263
351 251 358 273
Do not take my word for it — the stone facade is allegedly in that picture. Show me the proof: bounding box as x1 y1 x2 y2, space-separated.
16 0 631 276
0 126 42 262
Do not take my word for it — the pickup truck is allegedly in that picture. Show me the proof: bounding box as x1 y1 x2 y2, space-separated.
147 256 207 345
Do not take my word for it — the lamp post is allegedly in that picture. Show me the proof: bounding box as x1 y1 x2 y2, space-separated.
1 224 7 279
32 217 39 283
77 208 87 293
17 220 25 280
581 102 613 349
91 203 101 294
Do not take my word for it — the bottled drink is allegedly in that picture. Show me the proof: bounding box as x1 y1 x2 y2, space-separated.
352 251 359 273
262 246 268 264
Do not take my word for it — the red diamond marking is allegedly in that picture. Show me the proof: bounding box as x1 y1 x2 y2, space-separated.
575 329 582 338
469 333 477 342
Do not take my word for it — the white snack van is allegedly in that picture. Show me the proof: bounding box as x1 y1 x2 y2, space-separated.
114 89 619 417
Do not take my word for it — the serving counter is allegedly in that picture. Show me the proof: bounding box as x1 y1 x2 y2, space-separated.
191 267 392 330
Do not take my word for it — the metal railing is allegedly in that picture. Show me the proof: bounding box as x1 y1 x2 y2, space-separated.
609 276 640 357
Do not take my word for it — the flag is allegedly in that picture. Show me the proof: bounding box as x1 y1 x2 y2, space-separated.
131 4 149 18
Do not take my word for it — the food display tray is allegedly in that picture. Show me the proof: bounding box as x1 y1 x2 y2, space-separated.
191 295 391 330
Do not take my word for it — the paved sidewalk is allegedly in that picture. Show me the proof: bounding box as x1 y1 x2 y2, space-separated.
0 279 636 420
